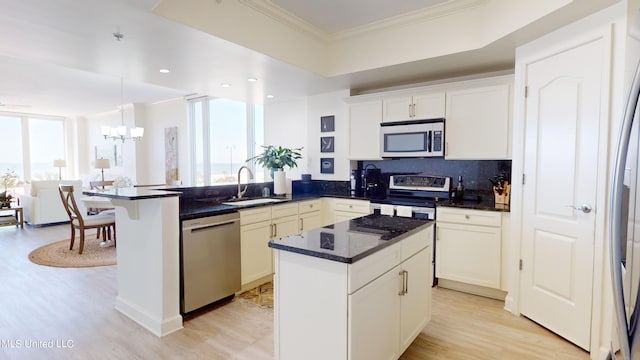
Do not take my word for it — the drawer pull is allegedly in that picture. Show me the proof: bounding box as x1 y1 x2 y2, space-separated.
465 215 470 219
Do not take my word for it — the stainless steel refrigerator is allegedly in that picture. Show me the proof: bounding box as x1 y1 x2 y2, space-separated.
609 16 640 358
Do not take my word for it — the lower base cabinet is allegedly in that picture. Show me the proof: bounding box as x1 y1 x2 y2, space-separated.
274 224 433 360
349 246 432 359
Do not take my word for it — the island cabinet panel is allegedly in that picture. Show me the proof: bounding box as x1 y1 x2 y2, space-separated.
273 222 434 360
349 264 401 360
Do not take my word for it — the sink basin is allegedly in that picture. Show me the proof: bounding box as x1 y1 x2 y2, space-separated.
222 198 285 206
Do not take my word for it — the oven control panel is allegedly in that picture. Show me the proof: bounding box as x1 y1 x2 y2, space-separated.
390 175 451 192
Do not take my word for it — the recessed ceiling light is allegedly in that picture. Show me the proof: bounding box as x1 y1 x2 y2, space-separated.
247 78 258 82
159 68 170 74
266 94 274 99
221 83 231 88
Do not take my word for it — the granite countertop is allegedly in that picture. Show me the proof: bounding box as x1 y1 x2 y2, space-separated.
82 187 182 200
436 190 510 212
179 193 368 220
268 214 433 264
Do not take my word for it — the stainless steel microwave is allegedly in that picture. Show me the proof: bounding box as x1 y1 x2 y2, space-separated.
380 119 445 157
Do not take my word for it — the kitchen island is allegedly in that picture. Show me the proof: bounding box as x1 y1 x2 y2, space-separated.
269 214 434 360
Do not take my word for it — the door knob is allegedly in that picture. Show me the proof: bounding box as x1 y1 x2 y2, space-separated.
568 204 592 213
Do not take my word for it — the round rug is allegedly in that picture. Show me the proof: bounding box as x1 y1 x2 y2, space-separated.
28 236 116 268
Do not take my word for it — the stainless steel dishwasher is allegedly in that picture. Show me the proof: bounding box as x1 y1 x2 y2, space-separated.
181 212 241 314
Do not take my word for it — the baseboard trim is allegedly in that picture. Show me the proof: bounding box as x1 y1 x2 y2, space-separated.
438 279 507 300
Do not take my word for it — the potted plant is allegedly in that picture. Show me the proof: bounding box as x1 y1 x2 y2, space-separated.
247 145 303 179
0 169 20 208
247 145 302 195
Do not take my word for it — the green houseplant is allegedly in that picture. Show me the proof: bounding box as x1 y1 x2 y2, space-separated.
0 169 21 208
247 145 303 179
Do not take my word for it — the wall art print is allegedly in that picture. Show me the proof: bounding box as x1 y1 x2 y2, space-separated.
320 115 335 132
320 158 334 174
165 127 178 184
320 136 334 153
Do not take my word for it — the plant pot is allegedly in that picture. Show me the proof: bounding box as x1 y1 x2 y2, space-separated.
273 169 286 195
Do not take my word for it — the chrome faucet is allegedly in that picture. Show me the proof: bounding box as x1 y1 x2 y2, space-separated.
237 166 254 199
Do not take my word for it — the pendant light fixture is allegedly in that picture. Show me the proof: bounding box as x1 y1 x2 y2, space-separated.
101 30 144 143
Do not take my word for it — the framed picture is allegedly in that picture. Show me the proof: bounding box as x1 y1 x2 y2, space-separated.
320 136 334 153
321 115 335 132
320 158 334 174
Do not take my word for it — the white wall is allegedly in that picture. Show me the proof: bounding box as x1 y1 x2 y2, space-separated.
264 97 309 181
138 99 190 185
82 105 138 184
306 90 351 181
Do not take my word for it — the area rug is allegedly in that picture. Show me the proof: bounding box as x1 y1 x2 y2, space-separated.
238 281 273 308
28 236 116 268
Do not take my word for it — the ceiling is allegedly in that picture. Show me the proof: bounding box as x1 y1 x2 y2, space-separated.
0 0 620 118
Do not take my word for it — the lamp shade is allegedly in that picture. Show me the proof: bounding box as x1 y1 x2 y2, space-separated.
53 159 66 168
95 158 110 169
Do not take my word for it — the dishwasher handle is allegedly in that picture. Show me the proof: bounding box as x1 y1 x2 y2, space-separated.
185 218 239 233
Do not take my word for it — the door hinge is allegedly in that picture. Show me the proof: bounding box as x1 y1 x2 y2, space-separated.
522 173 525 185
519 259 523 271
524 86 528 98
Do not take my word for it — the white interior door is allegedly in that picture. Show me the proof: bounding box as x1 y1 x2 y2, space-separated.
520 37 604 350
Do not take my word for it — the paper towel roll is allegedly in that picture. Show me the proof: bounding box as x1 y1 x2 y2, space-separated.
274 170 286 195
381 204 394 216
396 206 413 217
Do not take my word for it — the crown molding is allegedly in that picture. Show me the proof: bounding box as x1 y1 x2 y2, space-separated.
331 0 490 41
238 0 330 43
239 0 489 44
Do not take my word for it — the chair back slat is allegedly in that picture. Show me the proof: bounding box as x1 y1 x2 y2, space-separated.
90 181 113 190
58 185 84 227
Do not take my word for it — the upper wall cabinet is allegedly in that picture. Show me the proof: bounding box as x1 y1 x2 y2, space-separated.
348 99 383 160
382 92 445 122
445 80 512 160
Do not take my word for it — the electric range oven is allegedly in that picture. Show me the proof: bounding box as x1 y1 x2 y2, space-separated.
369 174 451 287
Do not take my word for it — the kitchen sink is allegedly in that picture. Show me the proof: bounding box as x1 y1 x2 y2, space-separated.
222 198 286 206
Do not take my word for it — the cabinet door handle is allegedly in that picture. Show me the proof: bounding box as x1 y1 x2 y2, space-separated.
399 270 408 295
299 218 304 231
273 223 277 237
408 104 412 117
412 103 416 118
270 224 275 238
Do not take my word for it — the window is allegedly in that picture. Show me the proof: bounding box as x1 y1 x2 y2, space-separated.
189 98 264 186
29 118 65 180
0 114 66 195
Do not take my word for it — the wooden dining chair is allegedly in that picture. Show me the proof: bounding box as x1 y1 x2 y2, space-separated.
58 185 116 254
90 180 114 190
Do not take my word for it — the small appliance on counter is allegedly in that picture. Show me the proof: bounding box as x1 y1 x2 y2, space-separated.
353 164 387 199
489 173 510 206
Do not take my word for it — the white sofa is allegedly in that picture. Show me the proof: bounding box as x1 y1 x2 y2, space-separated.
22 180 86 226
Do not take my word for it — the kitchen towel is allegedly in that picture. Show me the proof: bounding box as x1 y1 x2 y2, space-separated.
396 206 413 217
380 204 394 216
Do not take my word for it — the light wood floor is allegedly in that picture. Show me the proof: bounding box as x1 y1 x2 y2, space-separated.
0 224 589 359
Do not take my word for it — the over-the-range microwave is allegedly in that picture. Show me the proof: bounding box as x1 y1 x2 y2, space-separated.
380 118 445 158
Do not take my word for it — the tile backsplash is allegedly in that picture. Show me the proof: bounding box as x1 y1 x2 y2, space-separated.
361 158 512 191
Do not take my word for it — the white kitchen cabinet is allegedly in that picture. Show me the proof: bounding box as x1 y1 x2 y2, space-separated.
349 264 401 360
240 207 273 286
445 82 511 159
400 246 432 352
334 198 371 223
435 207 502 290
348 99 383 160
383 91 445 122
271 203 299 238
298 199 322 231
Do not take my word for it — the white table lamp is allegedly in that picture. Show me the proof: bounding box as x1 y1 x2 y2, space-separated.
95 158 110 181
53 159 66 180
